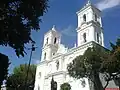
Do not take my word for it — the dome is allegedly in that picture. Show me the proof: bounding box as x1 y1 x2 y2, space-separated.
57 44 68 54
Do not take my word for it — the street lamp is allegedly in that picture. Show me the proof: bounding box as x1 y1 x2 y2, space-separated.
24 42 36 90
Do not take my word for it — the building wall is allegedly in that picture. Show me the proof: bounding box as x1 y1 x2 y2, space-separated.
34 41 97 90
1 85 6 90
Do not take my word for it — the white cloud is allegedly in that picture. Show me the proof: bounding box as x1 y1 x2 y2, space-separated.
61 25 76 37
96 0 120 11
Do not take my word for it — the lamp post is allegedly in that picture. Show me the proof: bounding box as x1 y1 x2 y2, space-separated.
25 42 36 90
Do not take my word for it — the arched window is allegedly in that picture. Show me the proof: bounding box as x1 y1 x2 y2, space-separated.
53 53 55 56
38 85 40 90
54 81 57 90
97 33 99 43
95 14 97 21
44 53 46 60
54 37 57 44
46 38 48 44
83 33 87 43
51 77 57 90
83 14 86 22
38 72 41 79
56 61 59 70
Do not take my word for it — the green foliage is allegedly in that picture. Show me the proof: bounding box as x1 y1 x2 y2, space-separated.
67 46 105 79
0 0 48 57
67 38 120 89
0 53 10 86
101 38 120 87
102 39 120 73
6 64 36 90
67 46 106 90
60 83 71 90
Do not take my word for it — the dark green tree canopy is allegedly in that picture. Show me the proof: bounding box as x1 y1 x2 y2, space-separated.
60 83 71 90
6 64 36 90
0 53 10 86
101 38 120 87
0 0 48 57
102 38 120 74
67 46 107 90
67 38 120 89
67 46 106 79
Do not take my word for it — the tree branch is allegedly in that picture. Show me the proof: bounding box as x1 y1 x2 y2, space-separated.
104 80 109 89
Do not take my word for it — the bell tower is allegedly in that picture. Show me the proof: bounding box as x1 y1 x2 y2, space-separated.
76 0 104 46
41 25 61 61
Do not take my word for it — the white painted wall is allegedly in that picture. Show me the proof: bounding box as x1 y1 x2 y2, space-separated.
77 4 104 47
34 42 96 90
41 27 61 62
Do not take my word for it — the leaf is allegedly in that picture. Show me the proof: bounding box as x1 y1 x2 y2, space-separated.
0 0 49 57
0 53 9 86
6 64 36 90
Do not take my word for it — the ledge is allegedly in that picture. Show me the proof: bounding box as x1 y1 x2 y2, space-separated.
45 71 67 79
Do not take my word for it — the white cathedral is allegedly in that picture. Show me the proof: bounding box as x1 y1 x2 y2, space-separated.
34 1 105 90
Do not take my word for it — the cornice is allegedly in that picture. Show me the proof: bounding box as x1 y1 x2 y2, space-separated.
76 20 102 31
67 41 93 54
65 41 106 56
76 4 101 15
42 44 58 50
39 41 106 66
77 4 90 14
38 60 48 66
45 71 67 79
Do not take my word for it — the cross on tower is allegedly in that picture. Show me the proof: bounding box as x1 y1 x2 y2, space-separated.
87 0 92 5
85 0 92 6
88 0 91 3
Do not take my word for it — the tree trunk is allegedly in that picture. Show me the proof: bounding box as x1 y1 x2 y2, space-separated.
118 82 120 90
93 71 104 90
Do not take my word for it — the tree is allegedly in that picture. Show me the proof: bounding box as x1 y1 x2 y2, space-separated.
101 38 120 88
0 0 48 57
6 64 36 90
67 46 108 90
0 53 10 86
67 38 120 90
60 83 71 90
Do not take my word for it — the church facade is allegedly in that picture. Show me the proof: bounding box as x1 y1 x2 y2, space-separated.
34 1 104 90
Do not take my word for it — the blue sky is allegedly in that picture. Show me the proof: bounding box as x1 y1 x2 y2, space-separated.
0 0 120 73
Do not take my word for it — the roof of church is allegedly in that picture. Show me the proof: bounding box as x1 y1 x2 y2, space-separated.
44 25 61 36
76 0 101 14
